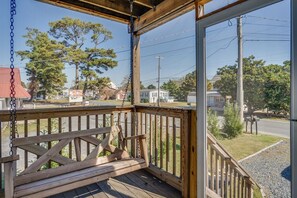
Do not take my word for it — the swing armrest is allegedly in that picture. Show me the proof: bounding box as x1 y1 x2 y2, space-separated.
123 135 148 166
123 134 146 141
0 155 19 164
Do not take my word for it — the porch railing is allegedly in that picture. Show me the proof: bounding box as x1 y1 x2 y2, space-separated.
0 105 255 197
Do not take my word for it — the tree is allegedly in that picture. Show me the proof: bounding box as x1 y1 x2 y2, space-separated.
17 28 67 100
179 71 196 101
161 80 180 100
49 17 117 94
147 84 156 89
215 56 266 115
120 75 144 91
263 62 290 114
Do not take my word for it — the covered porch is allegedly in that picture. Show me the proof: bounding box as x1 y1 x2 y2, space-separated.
1 0 297 197
0 105 254 197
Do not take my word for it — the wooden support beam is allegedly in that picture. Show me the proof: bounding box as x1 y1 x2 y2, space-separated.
79 0 137 17
134 0 194 34
134 0 154 8
132 34 141 104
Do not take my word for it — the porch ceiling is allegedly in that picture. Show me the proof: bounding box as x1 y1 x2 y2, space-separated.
36 0 210 34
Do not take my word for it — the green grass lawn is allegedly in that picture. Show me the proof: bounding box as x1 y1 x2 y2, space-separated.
2 119 52 138
218 133 285 160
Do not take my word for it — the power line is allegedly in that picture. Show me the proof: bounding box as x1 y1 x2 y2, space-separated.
246 15 289 23
244 39 290 42
207 36 237 58
245 32 290 36
244 22 289 28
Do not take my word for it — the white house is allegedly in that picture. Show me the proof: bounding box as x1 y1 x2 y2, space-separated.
140 89 170 103
127 89 171 103
187 90 225 110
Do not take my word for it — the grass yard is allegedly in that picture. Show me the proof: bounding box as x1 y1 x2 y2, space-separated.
218 133 285 160
2 119 53 138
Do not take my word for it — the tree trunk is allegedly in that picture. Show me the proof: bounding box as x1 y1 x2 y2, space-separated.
75 64 79 89
83 77 88 98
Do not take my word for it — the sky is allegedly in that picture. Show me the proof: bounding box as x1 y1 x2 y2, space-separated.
0 0 290 89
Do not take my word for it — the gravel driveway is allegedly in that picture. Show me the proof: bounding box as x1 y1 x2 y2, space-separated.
240 140 291 198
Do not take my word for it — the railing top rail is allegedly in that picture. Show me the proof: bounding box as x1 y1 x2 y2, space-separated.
0 105 134 121
135 105 192 117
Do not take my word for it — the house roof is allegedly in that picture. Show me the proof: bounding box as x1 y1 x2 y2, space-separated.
0 68 30 99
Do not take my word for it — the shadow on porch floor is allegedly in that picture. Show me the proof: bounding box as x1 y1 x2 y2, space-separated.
50 169 181 198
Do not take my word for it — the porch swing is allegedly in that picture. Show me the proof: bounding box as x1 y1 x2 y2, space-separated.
0 0 148 197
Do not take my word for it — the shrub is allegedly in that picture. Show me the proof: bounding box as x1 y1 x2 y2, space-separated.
223 103 243 138
207 110 220 137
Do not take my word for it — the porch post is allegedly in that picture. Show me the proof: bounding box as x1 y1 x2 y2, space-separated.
132 34 141 105
291 0 297 197
195 2 206 198
131 31 140 157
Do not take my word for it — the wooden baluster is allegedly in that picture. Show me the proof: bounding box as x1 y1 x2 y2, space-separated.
166 116 169 172
48 118 52 168
37 119 40 158
238 175 241 198
247 182 253 198
160 116 163 169
225 163 229 198
216 153 219 194
58 117 62 134
24 120 28 169
87 115 90 155
68 117 72 159
95 115 99 128
140 112 143 134
179 117 182 178
173 117 176 176
111 113 114 126
124 112 128 139
78 116 81 131
149 114 152 163
154 114 157 166
221 158 225 197
144 113 147 136
230 167 234 198
234 171 237 198
103 114 106 155
210 147 214 190
117 112 121 147
58 117 62 156
241 177 245 198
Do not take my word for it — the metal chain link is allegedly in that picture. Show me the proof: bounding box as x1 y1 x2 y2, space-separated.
9 0 18 156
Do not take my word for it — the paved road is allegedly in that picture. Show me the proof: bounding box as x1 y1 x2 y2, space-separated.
251 119 290 138
219 116 290 138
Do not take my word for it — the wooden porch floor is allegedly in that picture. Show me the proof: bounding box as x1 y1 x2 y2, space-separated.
50 169 181 198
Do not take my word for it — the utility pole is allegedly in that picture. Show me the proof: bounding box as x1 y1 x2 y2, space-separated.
156 56 163 107
237 16 244 123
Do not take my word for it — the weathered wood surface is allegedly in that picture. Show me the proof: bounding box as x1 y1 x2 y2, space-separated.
51 169 181 198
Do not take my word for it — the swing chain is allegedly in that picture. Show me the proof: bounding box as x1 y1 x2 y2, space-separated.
9 0 18 156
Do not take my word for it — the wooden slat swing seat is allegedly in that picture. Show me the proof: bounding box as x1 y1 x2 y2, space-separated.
1 0 149 197
1 126 149 198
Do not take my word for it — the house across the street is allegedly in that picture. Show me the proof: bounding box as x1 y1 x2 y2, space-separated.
187 91 225 110
0 68 30 110
127 89 171 103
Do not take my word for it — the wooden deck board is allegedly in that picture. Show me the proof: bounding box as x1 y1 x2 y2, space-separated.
86 184 108 198
54 170 181 198
75 186 93 198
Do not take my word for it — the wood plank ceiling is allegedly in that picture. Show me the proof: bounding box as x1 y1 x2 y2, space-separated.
37 0 210 34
